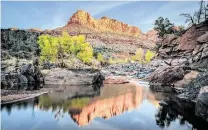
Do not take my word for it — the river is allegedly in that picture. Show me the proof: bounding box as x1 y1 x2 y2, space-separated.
1 83 206 130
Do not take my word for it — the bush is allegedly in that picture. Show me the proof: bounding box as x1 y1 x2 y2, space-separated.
131 48 144 63
97 53 104 62
145 50 155 63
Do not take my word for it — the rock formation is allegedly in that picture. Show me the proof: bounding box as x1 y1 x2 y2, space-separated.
157 20 208 68
55 10 157 53
65 10 141 37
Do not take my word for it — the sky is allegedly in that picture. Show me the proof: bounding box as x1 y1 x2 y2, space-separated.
1 1 200 32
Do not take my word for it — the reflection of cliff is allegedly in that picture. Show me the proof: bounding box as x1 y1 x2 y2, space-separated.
69 84 144 126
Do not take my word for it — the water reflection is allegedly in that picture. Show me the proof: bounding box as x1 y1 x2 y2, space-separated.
155 97 208 130
1 84 163 125
1 83 207 130
70 84 145 126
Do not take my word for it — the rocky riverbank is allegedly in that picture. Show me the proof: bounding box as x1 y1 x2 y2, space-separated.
146 20 208 122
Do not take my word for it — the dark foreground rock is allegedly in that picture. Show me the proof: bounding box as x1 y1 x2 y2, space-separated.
44 68 104 85
1 61 44 90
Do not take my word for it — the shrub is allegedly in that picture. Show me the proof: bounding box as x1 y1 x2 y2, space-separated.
97 53 104 62
145 50 155 63
132 48 144 63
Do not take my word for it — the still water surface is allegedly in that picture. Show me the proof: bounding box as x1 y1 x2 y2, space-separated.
1 83 204 130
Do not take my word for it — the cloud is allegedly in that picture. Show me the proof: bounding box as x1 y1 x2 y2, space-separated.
83 1 132 16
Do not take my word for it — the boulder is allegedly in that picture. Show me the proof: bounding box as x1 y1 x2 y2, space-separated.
197 32 208 43
44 68 104 85
196 86 208 122
148 66 185 85
178 71 208 100
174 71 199 88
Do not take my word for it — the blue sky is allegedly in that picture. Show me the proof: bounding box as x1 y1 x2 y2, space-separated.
2 1 199 32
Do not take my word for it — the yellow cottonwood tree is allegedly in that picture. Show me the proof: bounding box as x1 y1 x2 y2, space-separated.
132 48 143 63
145 50 155 63
38 32 93 66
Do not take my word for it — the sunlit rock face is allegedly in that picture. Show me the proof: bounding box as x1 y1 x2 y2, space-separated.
67 10 141 37
70 84 145 126
51 10 157 53
139 30 159 43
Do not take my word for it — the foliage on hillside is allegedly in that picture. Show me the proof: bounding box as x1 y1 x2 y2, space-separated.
38 32 93 67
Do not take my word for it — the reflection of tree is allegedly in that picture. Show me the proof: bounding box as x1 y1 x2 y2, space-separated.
156 105 178 128
5 104 12 115
37 94 91 120
155 97 208 130
1 99 36 115
38 95 91 112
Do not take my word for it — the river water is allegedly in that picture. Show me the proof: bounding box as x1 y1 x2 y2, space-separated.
1 83 206 130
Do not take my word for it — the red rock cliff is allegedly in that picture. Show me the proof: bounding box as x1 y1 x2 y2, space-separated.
67 10 142 37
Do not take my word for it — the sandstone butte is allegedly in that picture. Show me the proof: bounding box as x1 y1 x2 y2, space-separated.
63 10 142 37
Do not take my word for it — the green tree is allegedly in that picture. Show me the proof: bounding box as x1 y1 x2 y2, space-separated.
154 17 174 37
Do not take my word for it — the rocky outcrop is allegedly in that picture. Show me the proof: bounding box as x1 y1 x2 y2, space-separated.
148 66 185 85
66 10 141 37
139 30 159 43
44 68 104 85
174 70 199 87
157 20 208 68
1 59 44 90
178 71 208 100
